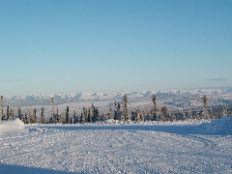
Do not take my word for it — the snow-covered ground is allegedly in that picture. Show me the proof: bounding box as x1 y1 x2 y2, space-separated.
0 119 25 135
0 117 232 174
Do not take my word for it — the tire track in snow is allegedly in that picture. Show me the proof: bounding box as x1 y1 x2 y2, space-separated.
183 134 216 153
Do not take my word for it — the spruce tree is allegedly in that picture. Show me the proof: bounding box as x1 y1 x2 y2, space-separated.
73 111 78 124
131 111 136 121
41 107 45 124
161 106 168 121
17 107 23 120
9 108 14 120
201 95 209 119
223 105 228 117
93 108 99 123
108 106 113 120
32 108 37 123
65 106 69 124
81 107 87 123
114 102 121 120
50 97 56 123
80 113 83 124
122 95 129 122
0 96 3 122
6 105 10 120
24 113 29 124
152 95 158 121
87 109 91 123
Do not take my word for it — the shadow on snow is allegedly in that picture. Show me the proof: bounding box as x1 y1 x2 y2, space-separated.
0 163 82 174
43 122 231 136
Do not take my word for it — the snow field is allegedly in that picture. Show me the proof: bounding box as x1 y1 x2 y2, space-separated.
0 117 232 174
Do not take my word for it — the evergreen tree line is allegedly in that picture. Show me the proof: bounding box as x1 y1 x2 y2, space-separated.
0 95 231 124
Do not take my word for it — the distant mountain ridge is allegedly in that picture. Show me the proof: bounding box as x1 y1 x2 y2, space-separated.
3 87 232 109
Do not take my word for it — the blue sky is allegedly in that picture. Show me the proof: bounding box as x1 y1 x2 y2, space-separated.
0 0 232 96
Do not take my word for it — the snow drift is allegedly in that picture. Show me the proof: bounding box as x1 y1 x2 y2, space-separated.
0 119 25 135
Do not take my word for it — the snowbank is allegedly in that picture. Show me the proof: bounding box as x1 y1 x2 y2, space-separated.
200 116 232 135
0 119 25 135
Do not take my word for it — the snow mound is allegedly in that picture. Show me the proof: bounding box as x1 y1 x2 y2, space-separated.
200 116 232 135
0 119 25 135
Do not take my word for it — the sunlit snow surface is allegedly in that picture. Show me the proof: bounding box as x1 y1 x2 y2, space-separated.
0 119 25 135
0 117 232 174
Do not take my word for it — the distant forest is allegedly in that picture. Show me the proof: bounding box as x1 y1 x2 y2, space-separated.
0 95 232 124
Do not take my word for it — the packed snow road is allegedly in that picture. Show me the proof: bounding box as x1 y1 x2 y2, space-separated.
0 118 232 174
